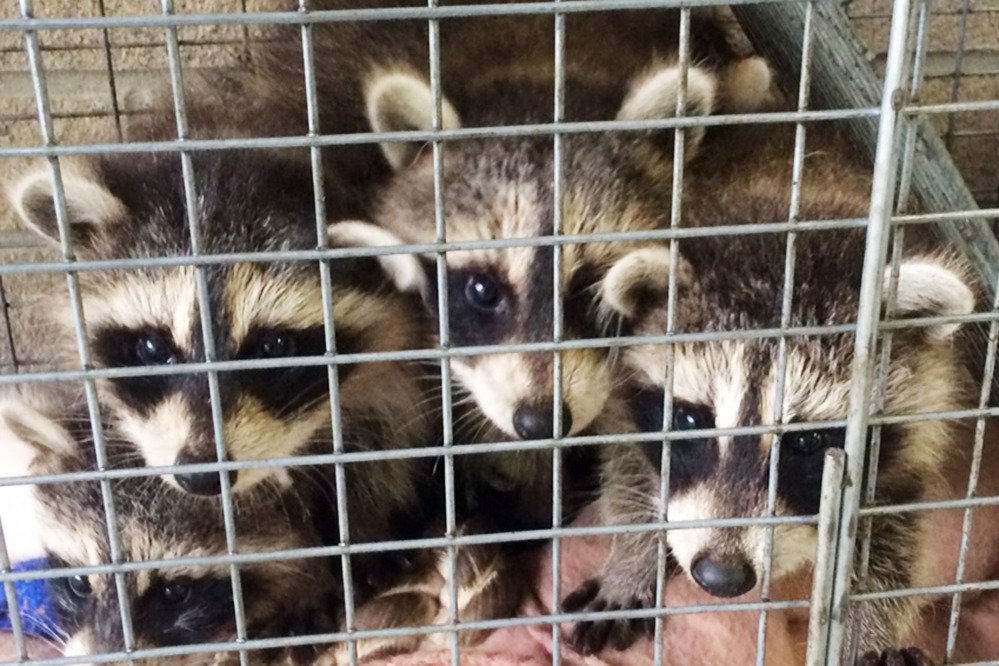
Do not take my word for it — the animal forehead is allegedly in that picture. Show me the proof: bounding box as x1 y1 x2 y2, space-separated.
224 263 324 345
121 522 225 562
84 263 326 349
443 180 550 243
681 235 866 330
131 562 231 598
671 340 852 421
84 267 199 349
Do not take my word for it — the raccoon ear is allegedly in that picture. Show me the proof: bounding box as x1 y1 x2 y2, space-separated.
11 167 126 250
617 64 717 158
365 71 461 171
326 220 428 295
600 245 693 319
0 398 77 471
888 257 975 342
0 400 54 561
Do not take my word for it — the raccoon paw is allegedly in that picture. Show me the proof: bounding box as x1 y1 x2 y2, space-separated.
857 647 935 666
355 548 423 601
562 578 655 655
251 605 335 665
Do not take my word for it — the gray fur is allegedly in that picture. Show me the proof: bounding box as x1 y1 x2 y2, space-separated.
581 122 979 661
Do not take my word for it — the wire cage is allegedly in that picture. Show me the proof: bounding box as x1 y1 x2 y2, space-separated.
0 1 998 666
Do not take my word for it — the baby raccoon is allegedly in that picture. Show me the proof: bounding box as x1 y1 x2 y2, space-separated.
361 19 768 444
0 393 341 665
342 15 772 544
9 149 434 501
1 389 532 663
567 123 974 665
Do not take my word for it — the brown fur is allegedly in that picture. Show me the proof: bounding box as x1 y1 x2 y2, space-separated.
580 120 983 662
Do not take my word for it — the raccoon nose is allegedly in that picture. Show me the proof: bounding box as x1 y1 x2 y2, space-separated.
690 552 757 598
173 452 238 496
512 401 572 440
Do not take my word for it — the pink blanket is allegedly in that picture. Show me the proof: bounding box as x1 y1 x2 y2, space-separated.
438 529 808 666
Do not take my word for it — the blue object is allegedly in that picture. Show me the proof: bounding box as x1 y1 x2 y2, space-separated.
0 559 61 640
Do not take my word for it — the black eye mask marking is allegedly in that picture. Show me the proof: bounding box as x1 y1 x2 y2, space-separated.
777 424 847 515
45 556 97 635
632 389 719 494
234 325 361 419
465 273 503 312
92 326 183 415
443 268 516 346
132 573 241 646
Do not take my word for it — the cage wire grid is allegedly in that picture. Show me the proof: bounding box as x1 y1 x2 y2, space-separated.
0 1 997 666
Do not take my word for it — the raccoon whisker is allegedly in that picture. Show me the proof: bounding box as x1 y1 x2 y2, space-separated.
448 393 480 409
407 390 447 411
32 631 69 654
104 449 149 468
606 491 660 514
450 410 488 442
276 379 334 417
464 412 496 445
604 492 660 519
413 370 447 382
291 465 339 515
388 410 436 440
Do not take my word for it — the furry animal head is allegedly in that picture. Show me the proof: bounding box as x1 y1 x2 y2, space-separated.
601 231 977 598
10 149 431 496
0 395 339 665
360 62 717 441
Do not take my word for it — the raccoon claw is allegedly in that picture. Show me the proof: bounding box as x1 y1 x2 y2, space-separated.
562 578 654 655
563 578 600 611
857 647 935 666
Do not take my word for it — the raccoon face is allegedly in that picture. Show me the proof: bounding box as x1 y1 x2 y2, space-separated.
362 64 717 440
12 151 426 495
0 400 337 665
603 239 976 598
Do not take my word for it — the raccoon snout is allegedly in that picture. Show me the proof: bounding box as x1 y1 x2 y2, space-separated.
173 450 238 496
512 401 572 439
690 551 757 598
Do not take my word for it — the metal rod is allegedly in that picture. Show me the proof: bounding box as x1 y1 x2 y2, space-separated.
804 448 846 666
0 107 884 160
823 1 914 663
160 2 248 661
550 1 567 662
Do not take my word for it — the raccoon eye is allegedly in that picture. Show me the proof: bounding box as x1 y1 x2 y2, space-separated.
464 274 502 311
136 332 175 365
786 427 845 456
253 331 297 359
161 581 190 605
672 402 714 433
68 575 91 599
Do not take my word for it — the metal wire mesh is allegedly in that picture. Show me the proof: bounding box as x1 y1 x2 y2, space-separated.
0 1 998 666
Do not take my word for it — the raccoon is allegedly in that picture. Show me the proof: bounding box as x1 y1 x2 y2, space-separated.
571 123 975 664
361 22 769 444
0 393 343 666
342 15 773 539
9 148 435 506
1 388 532 663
